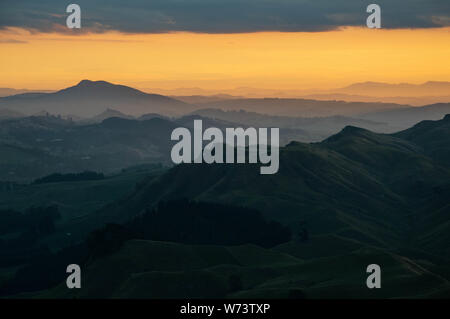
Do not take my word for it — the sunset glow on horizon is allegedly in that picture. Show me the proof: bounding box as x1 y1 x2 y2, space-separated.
1 26 449 93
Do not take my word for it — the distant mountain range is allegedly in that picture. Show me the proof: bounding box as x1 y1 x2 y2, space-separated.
1 80 449 137
296 93 450 106
0 88 54 97
360 103 450 128
0 80 194 117
2 80 450 119
337 81 450 97
149 81 450 105
190 108 395 141
193 99 450 130
172 94 244 104
197 98 410 117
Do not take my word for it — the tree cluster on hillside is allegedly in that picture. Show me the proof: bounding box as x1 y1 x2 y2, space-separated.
33 171 105 184
87 199 292 257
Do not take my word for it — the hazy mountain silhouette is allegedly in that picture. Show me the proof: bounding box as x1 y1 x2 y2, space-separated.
138 113 170 121
1 113 279 181
0 88 54 97
87 108 135 123
152 81 450 106
297 93 450 106
360 103 450 128
0 115 179 181
172 94 244 104
199 98 410 117
337 81 450 97
190 108 395 140
3 80 449 121
0 80 195 117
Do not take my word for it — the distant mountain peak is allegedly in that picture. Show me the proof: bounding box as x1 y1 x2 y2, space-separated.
56 79 149 98
77 79 93 85
76 79 115 88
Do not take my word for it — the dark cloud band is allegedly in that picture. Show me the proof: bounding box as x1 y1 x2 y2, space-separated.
0 0 449 33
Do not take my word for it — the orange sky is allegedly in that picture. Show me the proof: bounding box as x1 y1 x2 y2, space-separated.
0 26 449 92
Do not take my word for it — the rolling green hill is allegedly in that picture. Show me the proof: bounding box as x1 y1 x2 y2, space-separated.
1 116 449 299
30 240 450 299
0 164 166 251
90 116 450 261
393 114 450 165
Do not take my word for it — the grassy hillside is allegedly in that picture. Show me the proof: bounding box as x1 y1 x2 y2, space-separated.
90 117 450 262
394 114 450 165
31 240 449 299
0 164 166 251
1 116 449 299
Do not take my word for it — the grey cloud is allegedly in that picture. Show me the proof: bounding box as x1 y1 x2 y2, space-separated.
0 0 449 33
